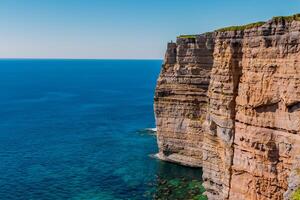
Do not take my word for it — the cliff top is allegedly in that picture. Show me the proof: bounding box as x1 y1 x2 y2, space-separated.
177 13 300 37
272 13 300 22
177 35 197 39
216 21 265 32
217 13 300 32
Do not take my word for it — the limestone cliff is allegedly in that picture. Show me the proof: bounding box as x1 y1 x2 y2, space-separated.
154 33 215 167
154 14 300 200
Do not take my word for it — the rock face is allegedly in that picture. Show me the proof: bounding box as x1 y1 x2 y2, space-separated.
154 34 215 167
154 15 300 200
285 156 300 200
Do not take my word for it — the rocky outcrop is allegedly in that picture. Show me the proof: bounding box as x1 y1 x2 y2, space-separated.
154 34 215 167
154 15 300 200
203 29 243 200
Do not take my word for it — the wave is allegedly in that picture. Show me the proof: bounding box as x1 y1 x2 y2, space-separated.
145 128 157 132
136 127 157 136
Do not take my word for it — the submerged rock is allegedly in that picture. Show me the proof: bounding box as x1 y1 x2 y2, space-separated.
152 178 207 200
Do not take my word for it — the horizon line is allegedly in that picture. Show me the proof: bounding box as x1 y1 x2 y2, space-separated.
0 57 163 61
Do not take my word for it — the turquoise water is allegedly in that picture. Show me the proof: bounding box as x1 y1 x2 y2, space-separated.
0 60 203 200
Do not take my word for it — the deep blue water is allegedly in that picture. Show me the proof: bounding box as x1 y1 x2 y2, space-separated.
0 60 202 200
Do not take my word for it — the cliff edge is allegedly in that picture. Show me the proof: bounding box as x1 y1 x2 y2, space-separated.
154 14 300 200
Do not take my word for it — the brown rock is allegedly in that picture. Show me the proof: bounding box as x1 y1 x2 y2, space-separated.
154 33 215 167
154 15 300 200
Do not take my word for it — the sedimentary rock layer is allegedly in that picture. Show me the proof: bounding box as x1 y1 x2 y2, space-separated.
203 29 243 200
154 15 300 200
230 19 300 200
154 34 214 167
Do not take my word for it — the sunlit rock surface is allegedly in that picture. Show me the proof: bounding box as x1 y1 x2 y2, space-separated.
154 15 300 200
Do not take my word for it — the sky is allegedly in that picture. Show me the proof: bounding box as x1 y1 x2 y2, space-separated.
0 0 300 59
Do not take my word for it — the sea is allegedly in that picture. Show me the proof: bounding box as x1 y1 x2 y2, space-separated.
0 59 204 200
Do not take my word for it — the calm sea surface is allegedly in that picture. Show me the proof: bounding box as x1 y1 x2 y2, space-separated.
0 60 203 200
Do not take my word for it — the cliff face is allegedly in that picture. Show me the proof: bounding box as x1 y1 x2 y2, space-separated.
203 30 243 199
154 34 215 167
228 19 300 200
154 16 300 200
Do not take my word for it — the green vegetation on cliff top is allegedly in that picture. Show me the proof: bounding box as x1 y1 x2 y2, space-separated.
216 13 300 32
178 14 300 36
272 13 300 22
177 35 197 39
216 21 265 32
177 32 212 39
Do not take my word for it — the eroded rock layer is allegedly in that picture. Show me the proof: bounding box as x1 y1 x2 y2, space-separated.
154 34 215 167
154 16 300 200
230 19 300 200
203 30 243 200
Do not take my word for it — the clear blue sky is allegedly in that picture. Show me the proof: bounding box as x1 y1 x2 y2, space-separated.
0 0 299 59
